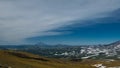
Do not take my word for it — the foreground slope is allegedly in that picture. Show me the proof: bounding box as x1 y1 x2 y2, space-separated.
0 50 94 68
0 50 120 68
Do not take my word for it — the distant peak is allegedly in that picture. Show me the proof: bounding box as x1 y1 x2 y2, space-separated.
35 42 47 46
109 40 120 46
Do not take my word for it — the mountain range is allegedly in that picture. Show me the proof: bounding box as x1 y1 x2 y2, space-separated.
0 40 120 59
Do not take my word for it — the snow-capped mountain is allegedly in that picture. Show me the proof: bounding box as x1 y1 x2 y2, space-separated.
54 41 120 59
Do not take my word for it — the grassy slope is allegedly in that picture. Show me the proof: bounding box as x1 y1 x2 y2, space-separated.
0 50 120 68
0 50 94 68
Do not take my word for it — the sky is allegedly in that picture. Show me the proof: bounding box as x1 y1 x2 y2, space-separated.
0 0 120 45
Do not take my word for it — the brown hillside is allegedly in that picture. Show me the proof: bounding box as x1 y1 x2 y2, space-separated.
0 50 101 68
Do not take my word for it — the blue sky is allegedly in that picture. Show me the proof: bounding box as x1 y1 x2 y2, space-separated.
0 0 120 45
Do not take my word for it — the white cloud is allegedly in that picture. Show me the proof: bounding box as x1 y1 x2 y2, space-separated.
0 0 120 44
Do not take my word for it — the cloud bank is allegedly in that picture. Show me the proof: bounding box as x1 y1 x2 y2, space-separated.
0 0 120 44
